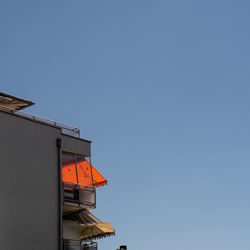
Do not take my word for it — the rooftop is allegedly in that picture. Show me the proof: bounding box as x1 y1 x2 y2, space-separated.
0 92 80 137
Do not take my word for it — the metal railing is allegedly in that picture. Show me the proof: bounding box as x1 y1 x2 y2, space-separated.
82 241 97 250
63 182 96 209
63 240 97 250
0 104 80 137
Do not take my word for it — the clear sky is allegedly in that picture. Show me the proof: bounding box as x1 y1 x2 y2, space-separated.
1 1 250 249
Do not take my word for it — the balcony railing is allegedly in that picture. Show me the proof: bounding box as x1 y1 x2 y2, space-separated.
63 240 97 250
63 182 96 209
82 241 97 250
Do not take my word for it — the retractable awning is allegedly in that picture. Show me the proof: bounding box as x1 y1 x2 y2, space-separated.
92 166 107 187
81 222 115 240
63 209 115 240
62 159 107 187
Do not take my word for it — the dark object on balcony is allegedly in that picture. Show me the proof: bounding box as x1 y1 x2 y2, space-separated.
120 246 127 250
74 188 80 201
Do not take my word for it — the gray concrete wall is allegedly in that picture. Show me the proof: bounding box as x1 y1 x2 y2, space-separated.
61 134 91 157
0 111 61 250
63 220 81 240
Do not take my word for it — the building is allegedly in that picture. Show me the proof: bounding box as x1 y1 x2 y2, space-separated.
0 92 115 250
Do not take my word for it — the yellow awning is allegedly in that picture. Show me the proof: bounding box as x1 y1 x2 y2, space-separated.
63 209 115 241
81 222 115 240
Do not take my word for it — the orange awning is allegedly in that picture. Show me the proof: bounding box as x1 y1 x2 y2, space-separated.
92 166 107 187
62 159 107 188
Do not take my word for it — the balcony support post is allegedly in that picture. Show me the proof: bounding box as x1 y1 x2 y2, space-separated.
57 138 63 250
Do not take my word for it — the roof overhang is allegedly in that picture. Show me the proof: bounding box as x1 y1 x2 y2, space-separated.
0 92 34 112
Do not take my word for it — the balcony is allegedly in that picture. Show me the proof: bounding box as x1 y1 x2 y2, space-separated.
62 152 107 210
63 182 96 209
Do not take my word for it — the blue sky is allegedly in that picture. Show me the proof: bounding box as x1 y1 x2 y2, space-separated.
1 0 250 249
